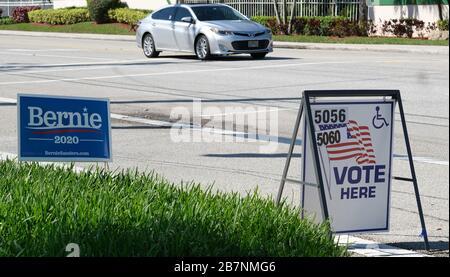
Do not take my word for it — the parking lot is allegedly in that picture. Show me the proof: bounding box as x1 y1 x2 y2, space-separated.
0 34 448 255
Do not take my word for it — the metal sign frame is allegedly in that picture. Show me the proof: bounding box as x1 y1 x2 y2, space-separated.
276 89 430 250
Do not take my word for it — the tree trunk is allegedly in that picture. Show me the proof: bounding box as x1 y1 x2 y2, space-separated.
358 0 368 23
288 0 297 34
282 0 288 25
273 0 282 25
438 2 443 21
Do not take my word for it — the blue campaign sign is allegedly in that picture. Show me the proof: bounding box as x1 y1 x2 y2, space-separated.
18 94 112 162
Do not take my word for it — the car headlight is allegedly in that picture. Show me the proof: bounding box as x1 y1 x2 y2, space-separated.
265 28 272 34
210 28 234 36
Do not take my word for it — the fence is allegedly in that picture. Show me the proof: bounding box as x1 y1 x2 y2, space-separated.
0 0 53 17
182 0 361 21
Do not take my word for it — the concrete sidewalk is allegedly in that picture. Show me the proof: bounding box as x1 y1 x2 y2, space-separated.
1 30 448 55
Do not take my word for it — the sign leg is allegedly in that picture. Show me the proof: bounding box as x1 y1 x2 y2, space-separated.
397 94 430 251
276 102 303 205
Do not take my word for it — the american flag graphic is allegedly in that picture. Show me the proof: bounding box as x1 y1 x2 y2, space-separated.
323 120 376 165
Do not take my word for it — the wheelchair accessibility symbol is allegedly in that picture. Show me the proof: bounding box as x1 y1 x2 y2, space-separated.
372 106 389 129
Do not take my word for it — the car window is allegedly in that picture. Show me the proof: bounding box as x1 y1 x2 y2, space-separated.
174 7 192 22
152 7 175 21
191 6 246 21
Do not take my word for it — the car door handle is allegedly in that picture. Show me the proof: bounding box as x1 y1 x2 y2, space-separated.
152 23 156 27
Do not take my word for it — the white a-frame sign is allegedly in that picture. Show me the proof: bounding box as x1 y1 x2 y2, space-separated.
277 90 430 250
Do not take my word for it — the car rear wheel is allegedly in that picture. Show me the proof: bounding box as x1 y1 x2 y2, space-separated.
251 53 267 59
142 33 160 58
195 35 211 60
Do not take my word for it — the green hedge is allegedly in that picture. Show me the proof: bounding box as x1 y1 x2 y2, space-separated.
251 16 273 27
108 8 150 25
0 17 15 25
87 0 124 24
28 8 90 25
251 16 366 37
438 19 449 31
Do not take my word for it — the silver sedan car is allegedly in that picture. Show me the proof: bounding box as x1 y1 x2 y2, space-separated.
136 4 273 60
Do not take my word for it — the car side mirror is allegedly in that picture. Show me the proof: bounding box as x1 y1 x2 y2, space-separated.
181 17 194 24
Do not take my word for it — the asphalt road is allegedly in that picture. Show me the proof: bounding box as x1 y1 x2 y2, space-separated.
0 34 448 256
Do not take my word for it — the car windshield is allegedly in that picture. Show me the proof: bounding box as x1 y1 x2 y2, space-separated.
191 6 247 21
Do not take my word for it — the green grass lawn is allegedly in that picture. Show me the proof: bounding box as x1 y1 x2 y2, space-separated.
0 160 346 257
0 22 448 46
274 35 449 46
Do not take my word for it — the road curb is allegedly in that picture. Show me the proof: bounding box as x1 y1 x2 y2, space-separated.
1 30 448 54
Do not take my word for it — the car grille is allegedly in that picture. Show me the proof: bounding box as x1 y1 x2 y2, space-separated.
234 31 266 37
231 40 270 51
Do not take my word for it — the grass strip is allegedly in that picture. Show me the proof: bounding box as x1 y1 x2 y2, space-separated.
0 160 347 257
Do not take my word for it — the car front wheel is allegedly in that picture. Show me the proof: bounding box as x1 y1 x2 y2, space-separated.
195 35 211 60
251 53 267 59
142 33 160 58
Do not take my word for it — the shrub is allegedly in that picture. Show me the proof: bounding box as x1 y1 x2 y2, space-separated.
0 17 15 25
303 17 322 36
268 18 288 34
251 16 273 27
86 0 125 24
437 19 449 31
28 8 90 25
381 18 435 38
12 6 41 23
317 16 335 36
108 8 149 26
251 16 366 37
328 18 366 37
290 17 308 35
